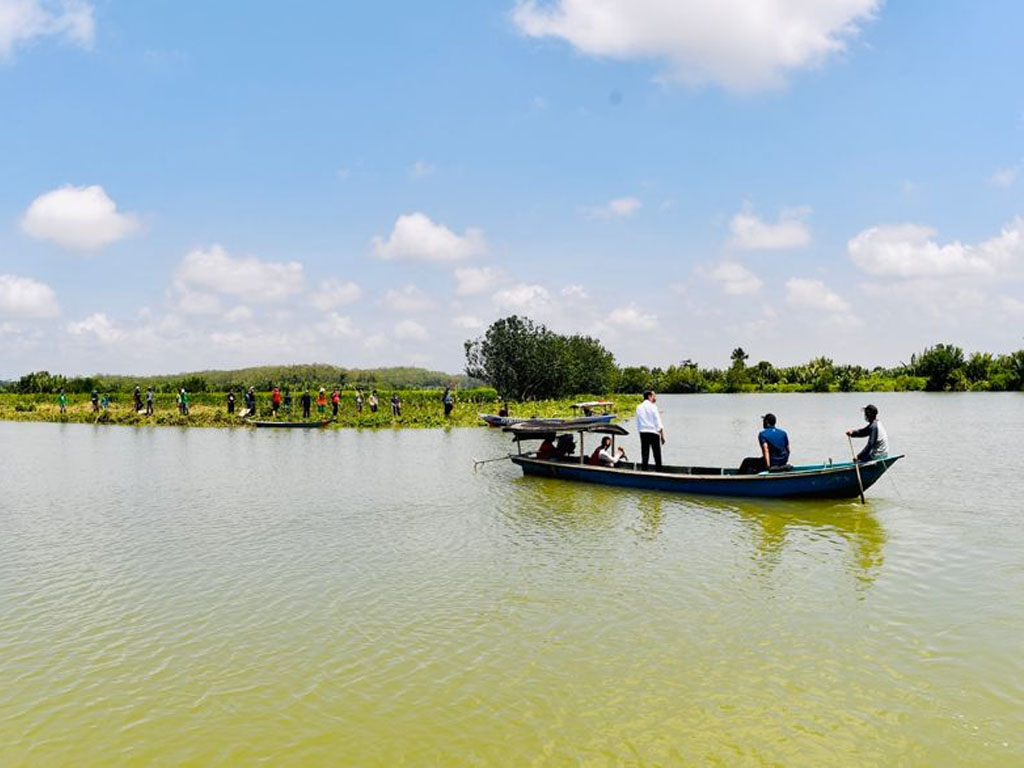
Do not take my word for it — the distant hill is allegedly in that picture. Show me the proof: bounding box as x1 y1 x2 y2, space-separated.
4 365 485 394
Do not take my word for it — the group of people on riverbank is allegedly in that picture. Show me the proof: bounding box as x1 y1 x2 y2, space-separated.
56 385 454 420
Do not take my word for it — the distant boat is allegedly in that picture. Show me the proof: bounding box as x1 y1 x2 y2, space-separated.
504 423 903 500
479 413 615 428
248 419 332 429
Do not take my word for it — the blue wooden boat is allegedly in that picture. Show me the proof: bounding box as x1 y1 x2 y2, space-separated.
479 413 615 428
505 424 903 500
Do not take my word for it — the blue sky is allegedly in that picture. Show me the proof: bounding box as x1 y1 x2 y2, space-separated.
1 0 1022 377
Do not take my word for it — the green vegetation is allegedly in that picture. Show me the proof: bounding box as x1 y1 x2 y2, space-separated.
464 316 1024 397
2 320 1022 432
0 390 639 430
464 315 617 400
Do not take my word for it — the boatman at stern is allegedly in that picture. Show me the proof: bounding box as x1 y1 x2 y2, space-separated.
846 404 889 462
635 390 666 470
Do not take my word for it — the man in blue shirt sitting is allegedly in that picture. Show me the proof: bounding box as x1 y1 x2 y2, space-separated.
738 413 790 474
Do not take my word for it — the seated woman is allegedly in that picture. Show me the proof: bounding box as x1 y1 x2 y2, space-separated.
537 437 558 460
590 436 627 466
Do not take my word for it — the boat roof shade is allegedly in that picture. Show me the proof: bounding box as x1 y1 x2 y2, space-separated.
507 423 629 440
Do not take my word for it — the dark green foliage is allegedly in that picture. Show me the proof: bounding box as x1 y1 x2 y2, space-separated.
464 316 618 400
913 344 967 391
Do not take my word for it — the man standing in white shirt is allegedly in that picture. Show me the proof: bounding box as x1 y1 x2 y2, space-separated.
635 390 666 470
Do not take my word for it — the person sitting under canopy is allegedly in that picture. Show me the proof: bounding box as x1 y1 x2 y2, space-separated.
589 436 628 466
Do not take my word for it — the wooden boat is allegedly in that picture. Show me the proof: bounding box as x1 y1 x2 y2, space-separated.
504 423 903 500
248 419 332 429
479 413 615 428
571 400 615 416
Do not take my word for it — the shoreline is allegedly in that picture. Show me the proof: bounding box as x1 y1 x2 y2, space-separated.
0 395 640 430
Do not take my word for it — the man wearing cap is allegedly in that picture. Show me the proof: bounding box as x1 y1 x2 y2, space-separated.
846 404 889 462
739 413 790 473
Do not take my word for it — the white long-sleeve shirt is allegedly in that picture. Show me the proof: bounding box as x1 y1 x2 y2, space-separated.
635 399 663 434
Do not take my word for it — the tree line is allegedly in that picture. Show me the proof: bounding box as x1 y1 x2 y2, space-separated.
464 316 1024 400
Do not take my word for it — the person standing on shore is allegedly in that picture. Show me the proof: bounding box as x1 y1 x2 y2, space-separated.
301 390 312 419
390 393 401 417
91 389 99 412
227 390 236 414
635 390 666 471
442 387 454 418
272 386 282 416
133 386 143 412
181 389 190 416
317 387 327 416
145 387 154 415
369 390 379 413
58 388 67 414
846 404 890 462
355 390 364 413
331 389 340 417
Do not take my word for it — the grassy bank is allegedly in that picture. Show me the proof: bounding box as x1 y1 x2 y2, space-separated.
0 392 639 429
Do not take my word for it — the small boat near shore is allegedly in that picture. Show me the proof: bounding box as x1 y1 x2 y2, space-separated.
248 419 333 429
503 423 903 500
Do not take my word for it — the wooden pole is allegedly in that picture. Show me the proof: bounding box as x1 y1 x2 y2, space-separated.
848 435 866 504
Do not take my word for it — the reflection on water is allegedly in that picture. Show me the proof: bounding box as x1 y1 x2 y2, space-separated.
2 393 1024 767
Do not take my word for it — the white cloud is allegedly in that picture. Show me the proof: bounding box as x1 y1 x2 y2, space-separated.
0 0 95 58
310 278 361 310
512 0 879 91
560 284 588 300
1001 296 1024 316
706 261 762 295
21 184 139 251
452 315 485 330
318 312 358 339
0 273 60 318
492 283 551 314
382 284 435 313
607 304 657 331
224 305 253 323
785 278 850 312
372 212 486 262
176 290 222 315
175 245 305 302
585 196 642 218
394 319 428 341
990 167 1018 188
847 220 1024 278
66 312 123 343
409 160 435 178
454 266 501 296
729 207 811 250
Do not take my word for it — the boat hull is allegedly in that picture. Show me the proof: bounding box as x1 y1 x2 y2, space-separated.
249 420 332 429
510 454 902 499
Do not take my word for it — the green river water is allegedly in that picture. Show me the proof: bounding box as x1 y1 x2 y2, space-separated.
1 393 1021 766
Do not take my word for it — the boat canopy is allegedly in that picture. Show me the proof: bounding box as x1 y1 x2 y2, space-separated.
505 422 629 442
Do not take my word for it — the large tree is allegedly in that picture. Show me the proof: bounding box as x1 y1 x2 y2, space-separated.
464 316 617 399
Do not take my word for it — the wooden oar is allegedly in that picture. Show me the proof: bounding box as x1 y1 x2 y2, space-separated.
472 454 511 469
848 435 866 504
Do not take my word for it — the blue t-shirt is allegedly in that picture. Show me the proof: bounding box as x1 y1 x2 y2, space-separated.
758 426 790 466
